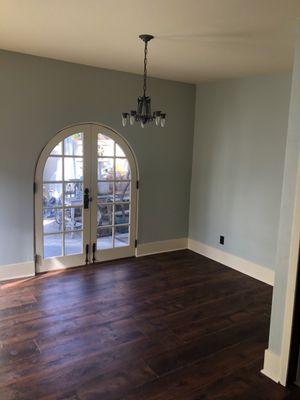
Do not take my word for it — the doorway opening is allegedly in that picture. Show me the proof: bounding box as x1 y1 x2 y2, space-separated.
34 123 138 272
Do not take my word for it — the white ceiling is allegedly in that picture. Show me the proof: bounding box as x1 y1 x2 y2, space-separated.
0 0 299 83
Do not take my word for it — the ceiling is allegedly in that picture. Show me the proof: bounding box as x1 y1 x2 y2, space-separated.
0 0 299 83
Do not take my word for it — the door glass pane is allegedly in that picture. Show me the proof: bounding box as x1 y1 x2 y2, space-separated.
64 208 83 231
98 204 113 227
115 182 130 202
65 231 83 255
50 142 62 155
64 182 83 206
43 209 62 234
64 133 83 156
116 144 125 157
98 182 113 203
98 134 114 157
97 227 113 250
44 234 62 258
114 225 129 247
64 158 83 181
43 183 62 207
98 158 114 180
43 157 62 181
115 158 130 180
114 204 130 225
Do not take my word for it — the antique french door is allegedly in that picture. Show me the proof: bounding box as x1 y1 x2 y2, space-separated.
35 123 137 273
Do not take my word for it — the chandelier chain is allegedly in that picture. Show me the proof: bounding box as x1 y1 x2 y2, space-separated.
143 41 148 97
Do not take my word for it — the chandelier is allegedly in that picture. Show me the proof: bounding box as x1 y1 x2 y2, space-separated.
122 34 166 128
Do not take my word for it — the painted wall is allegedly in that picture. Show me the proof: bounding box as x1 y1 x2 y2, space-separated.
0 50 195 266
189 73 292 270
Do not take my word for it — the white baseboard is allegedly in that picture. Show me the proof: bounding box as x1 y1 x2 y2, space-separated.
187 238 275 286
136 238 187 257
0 239 273 287
261 349 281 383
0 260 35 282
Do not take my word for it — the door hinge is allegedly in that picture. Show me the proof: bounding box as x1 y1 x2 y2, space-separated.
33 182 37 194
134 239 138 248
136 180 139 190
34 254 39 264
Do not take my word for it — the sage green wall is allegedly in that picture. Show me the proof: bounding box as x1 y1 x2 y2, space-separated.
0 50 195 266
189 73 292 270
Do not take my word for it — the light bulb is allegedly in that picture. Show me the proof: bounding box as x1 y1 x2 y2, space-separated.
121 113 128 127
154 111 161 126
129 111 136 125
160 114 166 127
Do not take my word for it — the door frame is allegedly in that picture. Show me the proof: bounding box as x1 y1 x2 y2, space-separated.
34 122 139 273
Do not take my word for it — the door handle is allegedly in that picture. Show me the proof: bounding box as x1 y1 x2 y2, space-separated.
84 188 90 209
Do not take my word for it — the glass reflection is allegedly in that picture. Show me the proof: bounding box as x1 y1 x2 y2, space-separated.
98 158 114 180
98 204 113 227
98 182 113 203
64 208 83 231
50 142 62 155
65 231 83 255
43 183 63 207
114 225 129 247
43 157 62 181
98 134 114 157
43 209 62 234
115 158 130 180
114 204 129 225
97 227 113 250
116 144 125 157
115 182 130 202
64 158 83 181
64 182 83 206
44 234 62 258
64 133 83 156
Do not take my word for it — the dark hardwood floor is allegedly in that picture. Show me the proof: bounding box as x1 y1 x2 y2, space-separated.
0 250 300 399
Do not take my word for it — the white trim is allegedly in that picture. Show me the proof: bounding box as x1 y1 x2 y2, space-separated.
136 238 187 257
265 23 300 386
0 261 35 282
261 349 281 383
278 153 300 385
187 238 274 286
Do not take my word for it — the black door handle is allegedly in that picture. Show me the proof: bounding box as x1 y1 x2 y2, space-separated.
84 188 90 209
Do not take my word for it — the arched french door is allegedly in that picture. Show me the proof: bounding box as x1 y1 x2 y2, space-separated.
35 123 138 272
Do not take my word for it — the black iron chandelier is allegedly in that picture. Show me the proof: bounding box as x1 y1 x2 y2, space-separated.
122 34 166 128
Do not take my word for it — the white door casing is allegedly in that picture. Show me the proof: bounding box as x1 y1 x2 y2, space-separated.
34 123 138 273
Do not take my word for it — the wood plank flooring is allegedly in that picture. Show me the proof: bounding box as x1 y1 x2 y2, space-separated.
0 249 299 399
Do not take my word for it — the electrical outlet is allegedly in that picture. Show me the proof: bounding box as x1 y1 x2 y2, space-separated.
219 235 225 245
